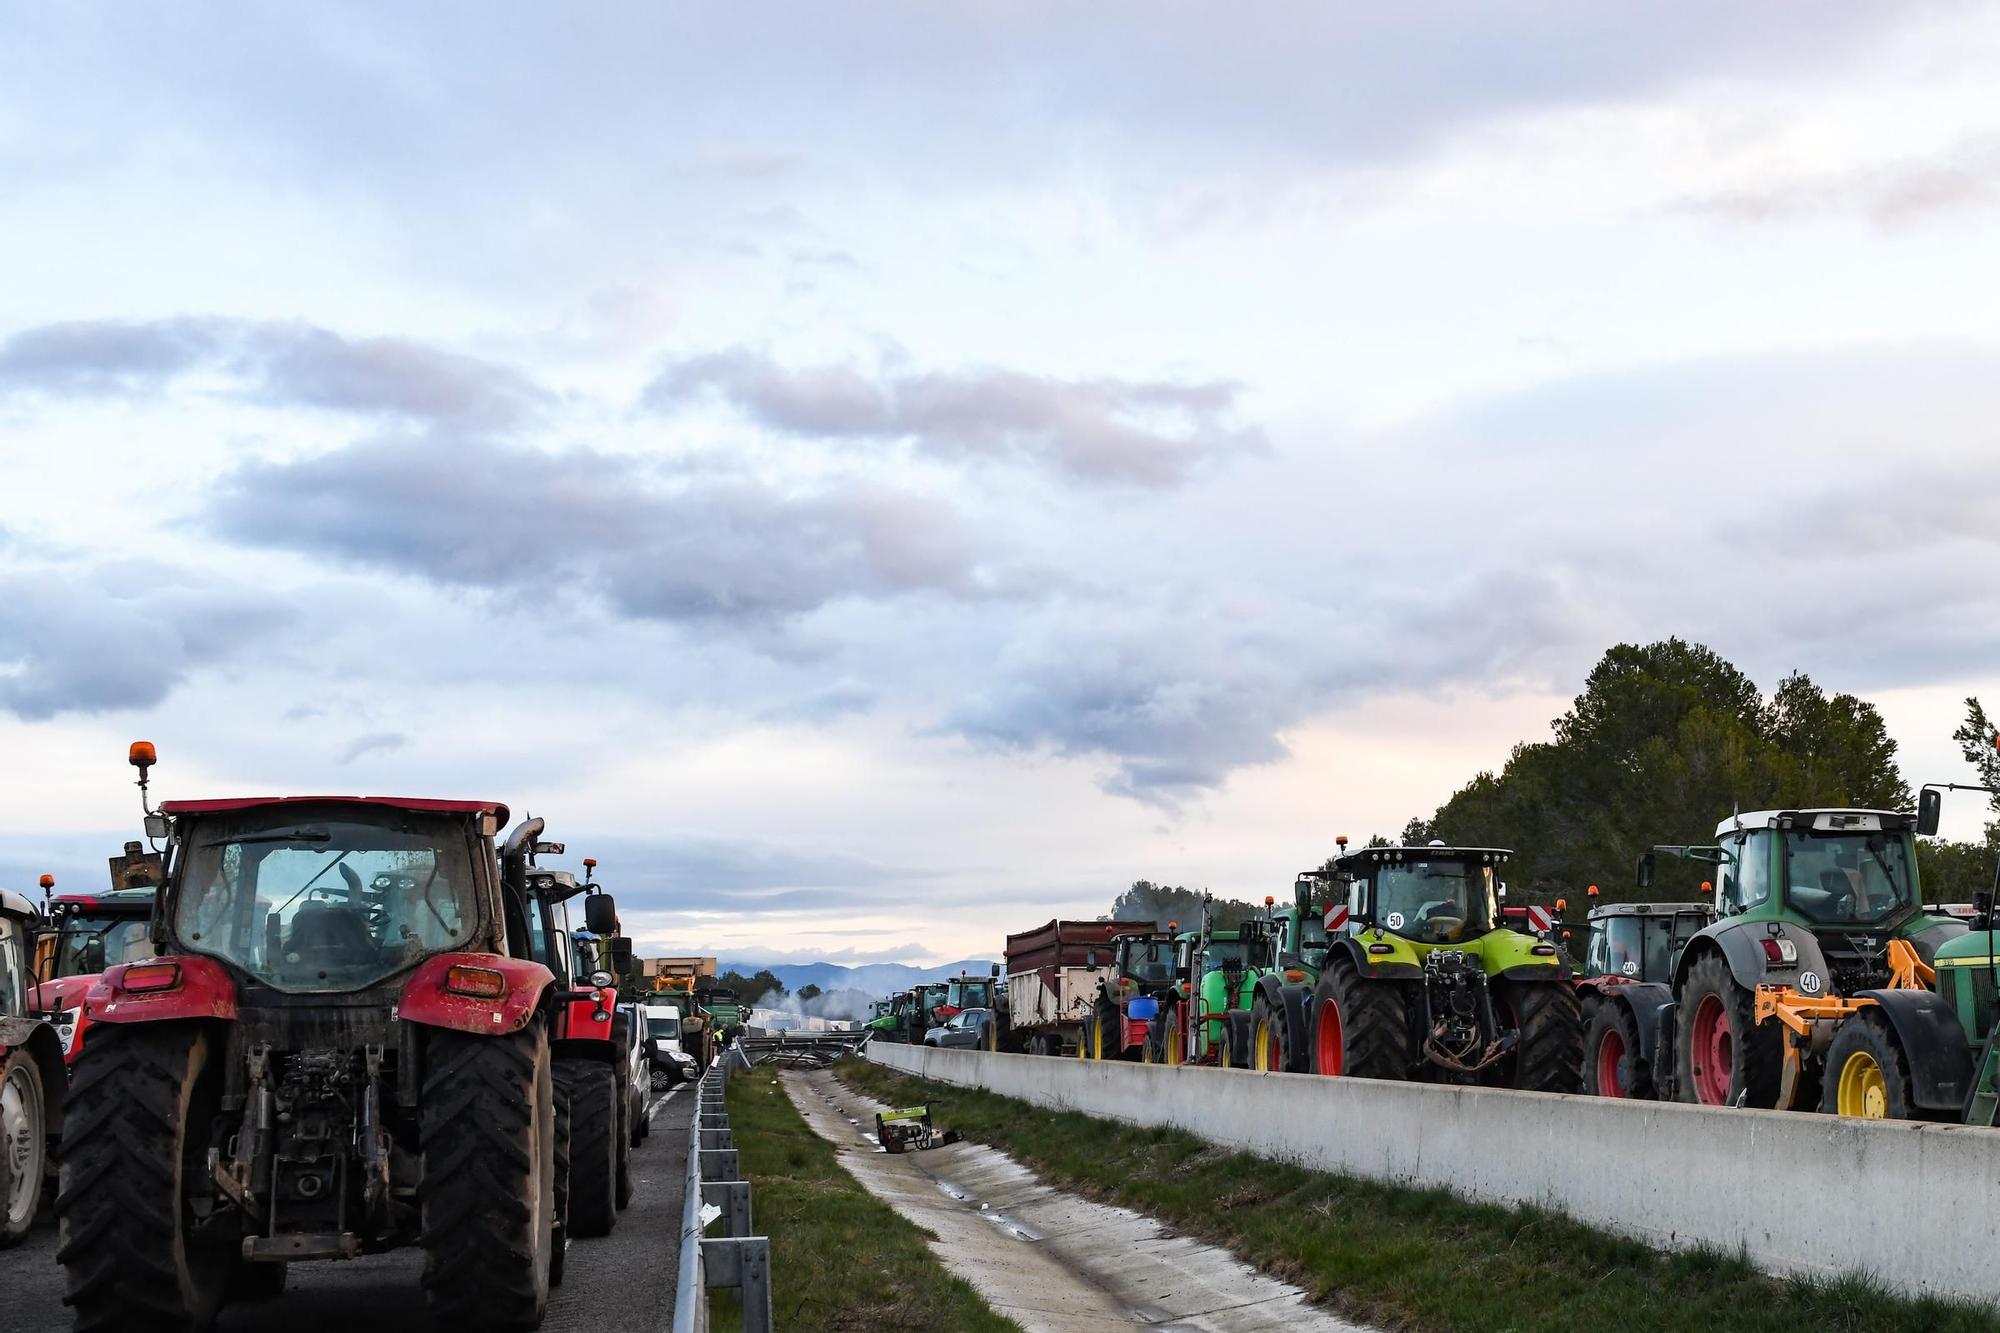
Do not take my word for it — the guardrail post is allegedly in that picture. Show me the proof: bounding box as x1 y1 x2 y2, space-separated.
701 1179 752 1237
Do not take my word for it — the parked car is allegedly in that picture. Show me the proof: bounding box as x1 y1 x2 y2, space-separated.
615 1003 650 1142
641 1003 698 1090
924 1007 994 1049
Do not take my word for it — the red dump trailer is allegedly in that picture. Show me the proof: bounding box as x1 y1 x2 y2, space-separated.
1002 919 1153 1057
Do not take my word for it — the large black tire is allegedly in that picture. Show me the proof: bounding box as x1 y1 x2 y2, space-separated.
1497 981 1582 1093
633 1082 650 1144
419 1026 555 1330
615 1093 634 1210
1091 1002 1123 1061
1821 1012 1919 1120
57 1022 234 1332
1309 962 1411 1079
554 1060 618 1238
1675 952 1780 1108
1 1047 48 1248
550 1073 570 1289
1219 1010 1253 1068
1581 996 1649 1098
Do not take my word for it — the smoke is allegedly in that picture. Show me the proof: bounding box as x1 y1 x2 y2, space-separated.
752 985 877 1026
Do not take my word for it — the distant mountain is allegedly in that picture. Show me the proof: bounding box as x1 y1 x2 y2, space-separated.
719 958 997 998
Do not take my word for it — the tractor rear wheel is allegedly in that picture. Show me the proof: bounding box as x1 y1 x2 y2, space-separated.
1157 1008 1185 1066
1310 963 1411 1079
1582 997 1647 1098
556 1059 619 1238
1675 953 1779 1108
420 1026 556 1329
1496 982 1581 1093
1821 1013 1917 1120
57 1022 234 1331
1220 1011 1253 1068
1251 998 1284 1071
1 1047 47 1248
615 1091 634 1210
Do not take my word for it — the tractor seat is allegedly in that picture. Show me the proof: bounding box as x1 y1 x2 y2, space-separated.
285 903 378 969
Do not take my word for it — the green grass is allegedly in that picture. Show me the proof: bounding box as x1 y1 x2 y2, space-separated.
706 1070 1020 1333
840 1060 2000 1333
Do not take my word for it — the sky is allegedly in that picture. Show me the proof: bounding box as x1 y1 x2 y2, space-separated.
4 3 2000 965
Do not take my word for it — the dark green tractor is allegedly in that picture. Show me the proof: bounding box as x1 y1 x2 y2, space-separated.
1248 877 1335 1072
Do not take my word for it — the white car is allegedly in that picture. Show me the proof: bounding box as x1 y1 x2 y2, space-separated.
640 1004 698 1090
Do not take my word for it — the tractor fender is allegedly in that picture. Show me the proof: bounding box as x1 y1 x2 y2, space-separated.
1605 981 1674 1069
1329 935 1423 982
87 955 239 1025
1674 921 1830 996
1276 985 1309 1054
397 953 554 1037
1853 988 1973 1111
1251 972 1289 1011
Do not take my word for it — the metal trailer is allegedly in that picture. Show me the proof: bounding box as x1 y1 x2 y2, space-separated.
1002 918 1153 1057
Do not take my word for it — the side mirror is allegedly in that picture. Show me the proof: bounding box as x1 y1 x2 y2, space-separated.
990 962 1000 977
584 893 619 935
1635 852 1655 890
610 936 634 976
1918 788 1943 838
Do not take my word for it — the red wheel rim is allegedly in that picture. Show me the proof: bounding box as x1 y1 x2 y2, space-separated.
1690 994 1732 1105
1263 1023 1281 1069
1314 1001 1343 1076
1595 1027 1628 1098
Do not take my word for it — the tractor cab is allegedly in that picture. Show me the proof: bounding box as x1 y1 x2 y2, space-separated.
0 887 64 1246
938 971 997 1020
1578 901 1714 986
1110 930 1181 994
1282 874 1334 973
1325 843 1508 946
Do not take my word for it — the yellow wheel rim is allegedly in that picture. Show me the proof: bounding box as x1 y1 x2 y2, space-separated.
1075 1025 1089 1059
1165 1020 1183 1066
1837 1050 1889 1118
1252 1016 1276 1071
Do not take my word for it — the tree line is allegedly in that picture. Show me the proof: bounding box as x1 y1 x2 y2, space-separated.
1107 639 1999 916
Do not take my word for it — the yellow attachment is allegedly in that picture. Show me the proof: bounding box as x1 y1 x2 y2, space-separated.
1752 938 1934 1110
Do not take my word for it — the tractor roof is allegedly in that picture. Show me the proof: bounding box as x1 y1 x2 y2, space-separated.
1711 808 1908 837
50 888 156 913
0 888 38 920
1587 900 1715 921
160 796 510 823
1331 844 1513 871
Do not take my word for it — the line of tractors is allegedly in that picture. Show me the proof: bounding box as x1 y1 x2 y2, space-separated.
866 786 2000 1131
0 744 673 1331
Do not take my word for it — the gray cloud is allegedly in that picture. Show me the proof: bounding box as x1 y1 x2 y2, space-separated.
210 437 1020 628
1675 135 2000 229
648 349 1263 487
0 560 293 720
335 731 408 765
0 317 548 431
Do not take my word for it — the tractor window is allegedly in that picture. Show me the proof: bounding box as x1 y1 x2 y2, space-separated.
1719 833 1771 915
1121 939 1176 983
1202 938 1253 970
174 812 478 993
1295 914 1329 966
54 914 155 977
0 924 23 1016
1374 860 1495 943
1784 831 1916 925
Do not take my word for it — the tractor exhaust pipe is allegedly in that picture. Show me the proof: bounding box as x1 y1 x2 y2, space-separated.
501 816 545 860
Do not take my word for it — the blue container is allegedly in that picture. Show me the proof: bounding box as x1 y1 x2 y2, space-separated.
1127 996 1158 1022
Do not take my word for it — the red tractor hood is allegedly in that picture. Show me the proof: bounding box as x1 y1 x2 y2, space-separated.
30 975 93 1014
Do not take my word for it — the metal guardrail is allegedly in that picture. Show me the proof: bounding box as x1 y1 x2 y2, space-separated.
735 1030 871 1068
670 1053 772 1333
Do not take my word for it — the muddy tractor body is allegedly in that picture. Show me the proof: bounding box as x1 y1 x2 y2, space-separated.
1084 929 1179 1061
28 884 157 1067
1306 843 1579 1089
1 888 64 1248
1643 808 1966 1111
56 756 564 1332
1568 899 1714 1098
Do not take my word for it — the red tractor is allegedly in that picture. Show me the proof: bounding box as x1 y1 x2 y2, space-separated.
521 856 635 1244
1556 888 1715 1098
2 886 64 1247
56 744 564 1330
29 875 158 1068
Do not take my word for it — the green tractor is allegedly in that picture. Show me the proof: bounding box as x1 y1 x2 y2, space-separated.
1307 842 1579 1090
1248 879 1337 1072
1641 807 1968 1109
1151 898 1280 1068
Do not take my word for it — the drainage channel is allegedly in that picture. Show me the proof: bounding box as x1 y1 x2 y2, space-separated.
782 1069 1370 1333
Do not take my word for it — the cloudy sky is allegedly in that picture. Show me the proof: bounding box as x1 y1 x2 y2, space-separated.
4 3 1999 965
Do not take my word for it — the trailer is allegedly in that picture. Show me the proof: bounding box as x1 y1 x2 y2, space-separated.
1003 918 1152 1057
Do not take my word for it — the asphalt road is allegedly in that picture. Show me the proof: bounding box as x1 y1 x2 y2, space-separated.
0 1081 695 1333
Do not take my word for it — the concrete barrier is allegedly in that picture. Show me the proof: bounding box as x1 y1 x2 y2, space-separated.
868 1042 2000 1306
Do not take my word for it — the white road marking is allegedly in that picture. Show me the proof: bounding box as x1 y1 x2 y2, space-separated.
647 1082 687 1124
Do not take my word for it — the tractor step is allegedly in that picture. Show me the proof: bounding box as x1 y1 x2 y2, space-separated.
1964 1029 2000 1127
243 1231 362 1262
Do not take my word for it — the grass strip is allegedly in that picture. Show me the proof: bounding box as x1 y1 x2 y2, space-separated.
706 1069 1021 1333
841 1059 1999 1333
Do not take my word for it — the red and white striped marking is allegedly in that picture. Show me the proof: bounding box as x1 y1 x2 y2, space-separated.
1525 905 1553 933
1323 904 1350 932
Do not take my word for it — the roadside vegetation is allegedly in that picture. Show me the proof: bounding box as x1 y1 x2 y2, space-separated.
841 1061 2000 1333
708 1070 1019 1333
